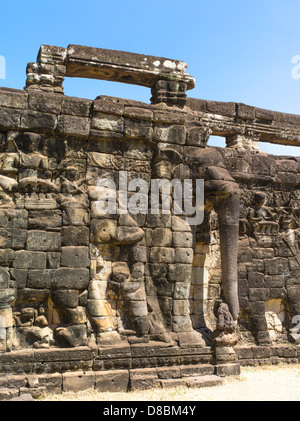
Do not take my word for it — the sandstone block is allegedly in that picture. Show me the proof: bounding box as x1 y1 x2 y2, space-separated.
51 290 79 308
168 264 192 282
56 325 87 348
62 371 95 392
28 210 62 230
172 315 192 332
171 216 192 232
146 228 172 247
0 269 10 288
47 252 61 269
265 258 289 275
185 375 224 387
174 282 190 300
62 97 92 117
61 247 90 268
145 214 171 228
59 307 86 325
173 300 190 316
173 232 193 248
51 268 90 290
13 251 47 269
130 245 148 263
0 289 16 309
0 108 22 129
0 90 28 109
57 115 90 138
90 220 117 244
154 125 186 145
20 110 57 131
92 113 124 132
95 370 129 392
150 247 175 263
27 269 52 288
10 269 27 288
125 118 153 140
175 248 193 264
27 231 61 252
0 249 14 266
129 368 159 390
28 91 62 114
61 226 89 246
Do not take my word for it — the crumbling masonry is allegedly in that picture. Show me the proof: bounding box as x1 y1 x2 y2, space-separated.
0 45 299 398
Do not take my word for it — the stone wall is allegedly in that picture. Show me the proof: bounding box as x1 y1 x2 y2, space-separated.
197 148 300 347
0 46 300 396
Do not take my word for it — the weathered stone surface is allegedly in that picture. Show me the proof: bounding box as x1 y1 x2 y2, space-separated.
27 231 61 251
62 371 95 392
20 110 57 131
28 210 62 230
0 289 16 309
0 249 14 267
0 269 10 288
95 370 129 392
174 248 194 264
184 375 224 388
10 269 27 288
51 268 90 290
0 89 28 109
57 115 90 138
27 269 52 288
51 290 79 308
0 45 298 386
61 226 89 246
146 228 172 247
129 368 159 390
173 232 194 248
150 247 175 263
47 252 61 269
215 363 241 377
168 264 192 282
13 251 47 269
56 325 87 347
0 108 22 129
61 247 90 268
154 125 186 145
90 220 117 244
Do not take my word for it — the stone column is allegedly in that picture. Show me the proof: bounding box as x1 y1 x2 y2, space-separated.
25 45 67 94
150 80 188 107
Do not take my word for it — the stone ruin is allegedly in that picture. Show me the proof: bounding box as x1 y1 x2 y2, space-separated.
0 44 299 398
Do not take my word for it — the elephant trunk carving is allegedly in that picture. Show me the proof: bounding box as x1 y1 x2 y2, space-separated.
197 149 241 321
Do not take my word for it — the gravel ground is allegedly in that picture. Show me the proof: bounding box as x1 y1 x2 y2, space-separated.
40 364 300 401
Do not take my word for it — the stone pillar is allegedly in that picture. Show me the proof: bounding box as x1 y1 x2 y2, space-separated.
150 80 188 107
25 45 67 94
226 131 260 152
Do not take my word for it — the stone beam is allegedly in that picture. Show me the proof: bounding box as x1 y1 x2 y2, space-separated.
187 98 300 147
25 45 195 106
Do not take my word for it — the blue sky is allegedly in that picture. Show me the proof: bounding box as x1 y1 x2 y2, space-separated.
1 0 300 155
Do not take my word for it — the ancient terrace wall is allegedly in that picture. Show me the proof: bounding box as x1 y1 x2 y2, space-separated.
0 44 299 397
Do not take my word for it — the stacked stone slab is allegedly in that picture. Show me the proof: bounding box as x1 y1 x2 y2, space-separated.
0 45 299 398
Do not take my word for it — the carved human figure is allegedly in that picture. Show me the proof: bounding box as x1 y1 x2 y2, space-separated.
248 192 274 223
88 212 149 343
212 302 238 346
18 132 48 171
14 306 54 349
